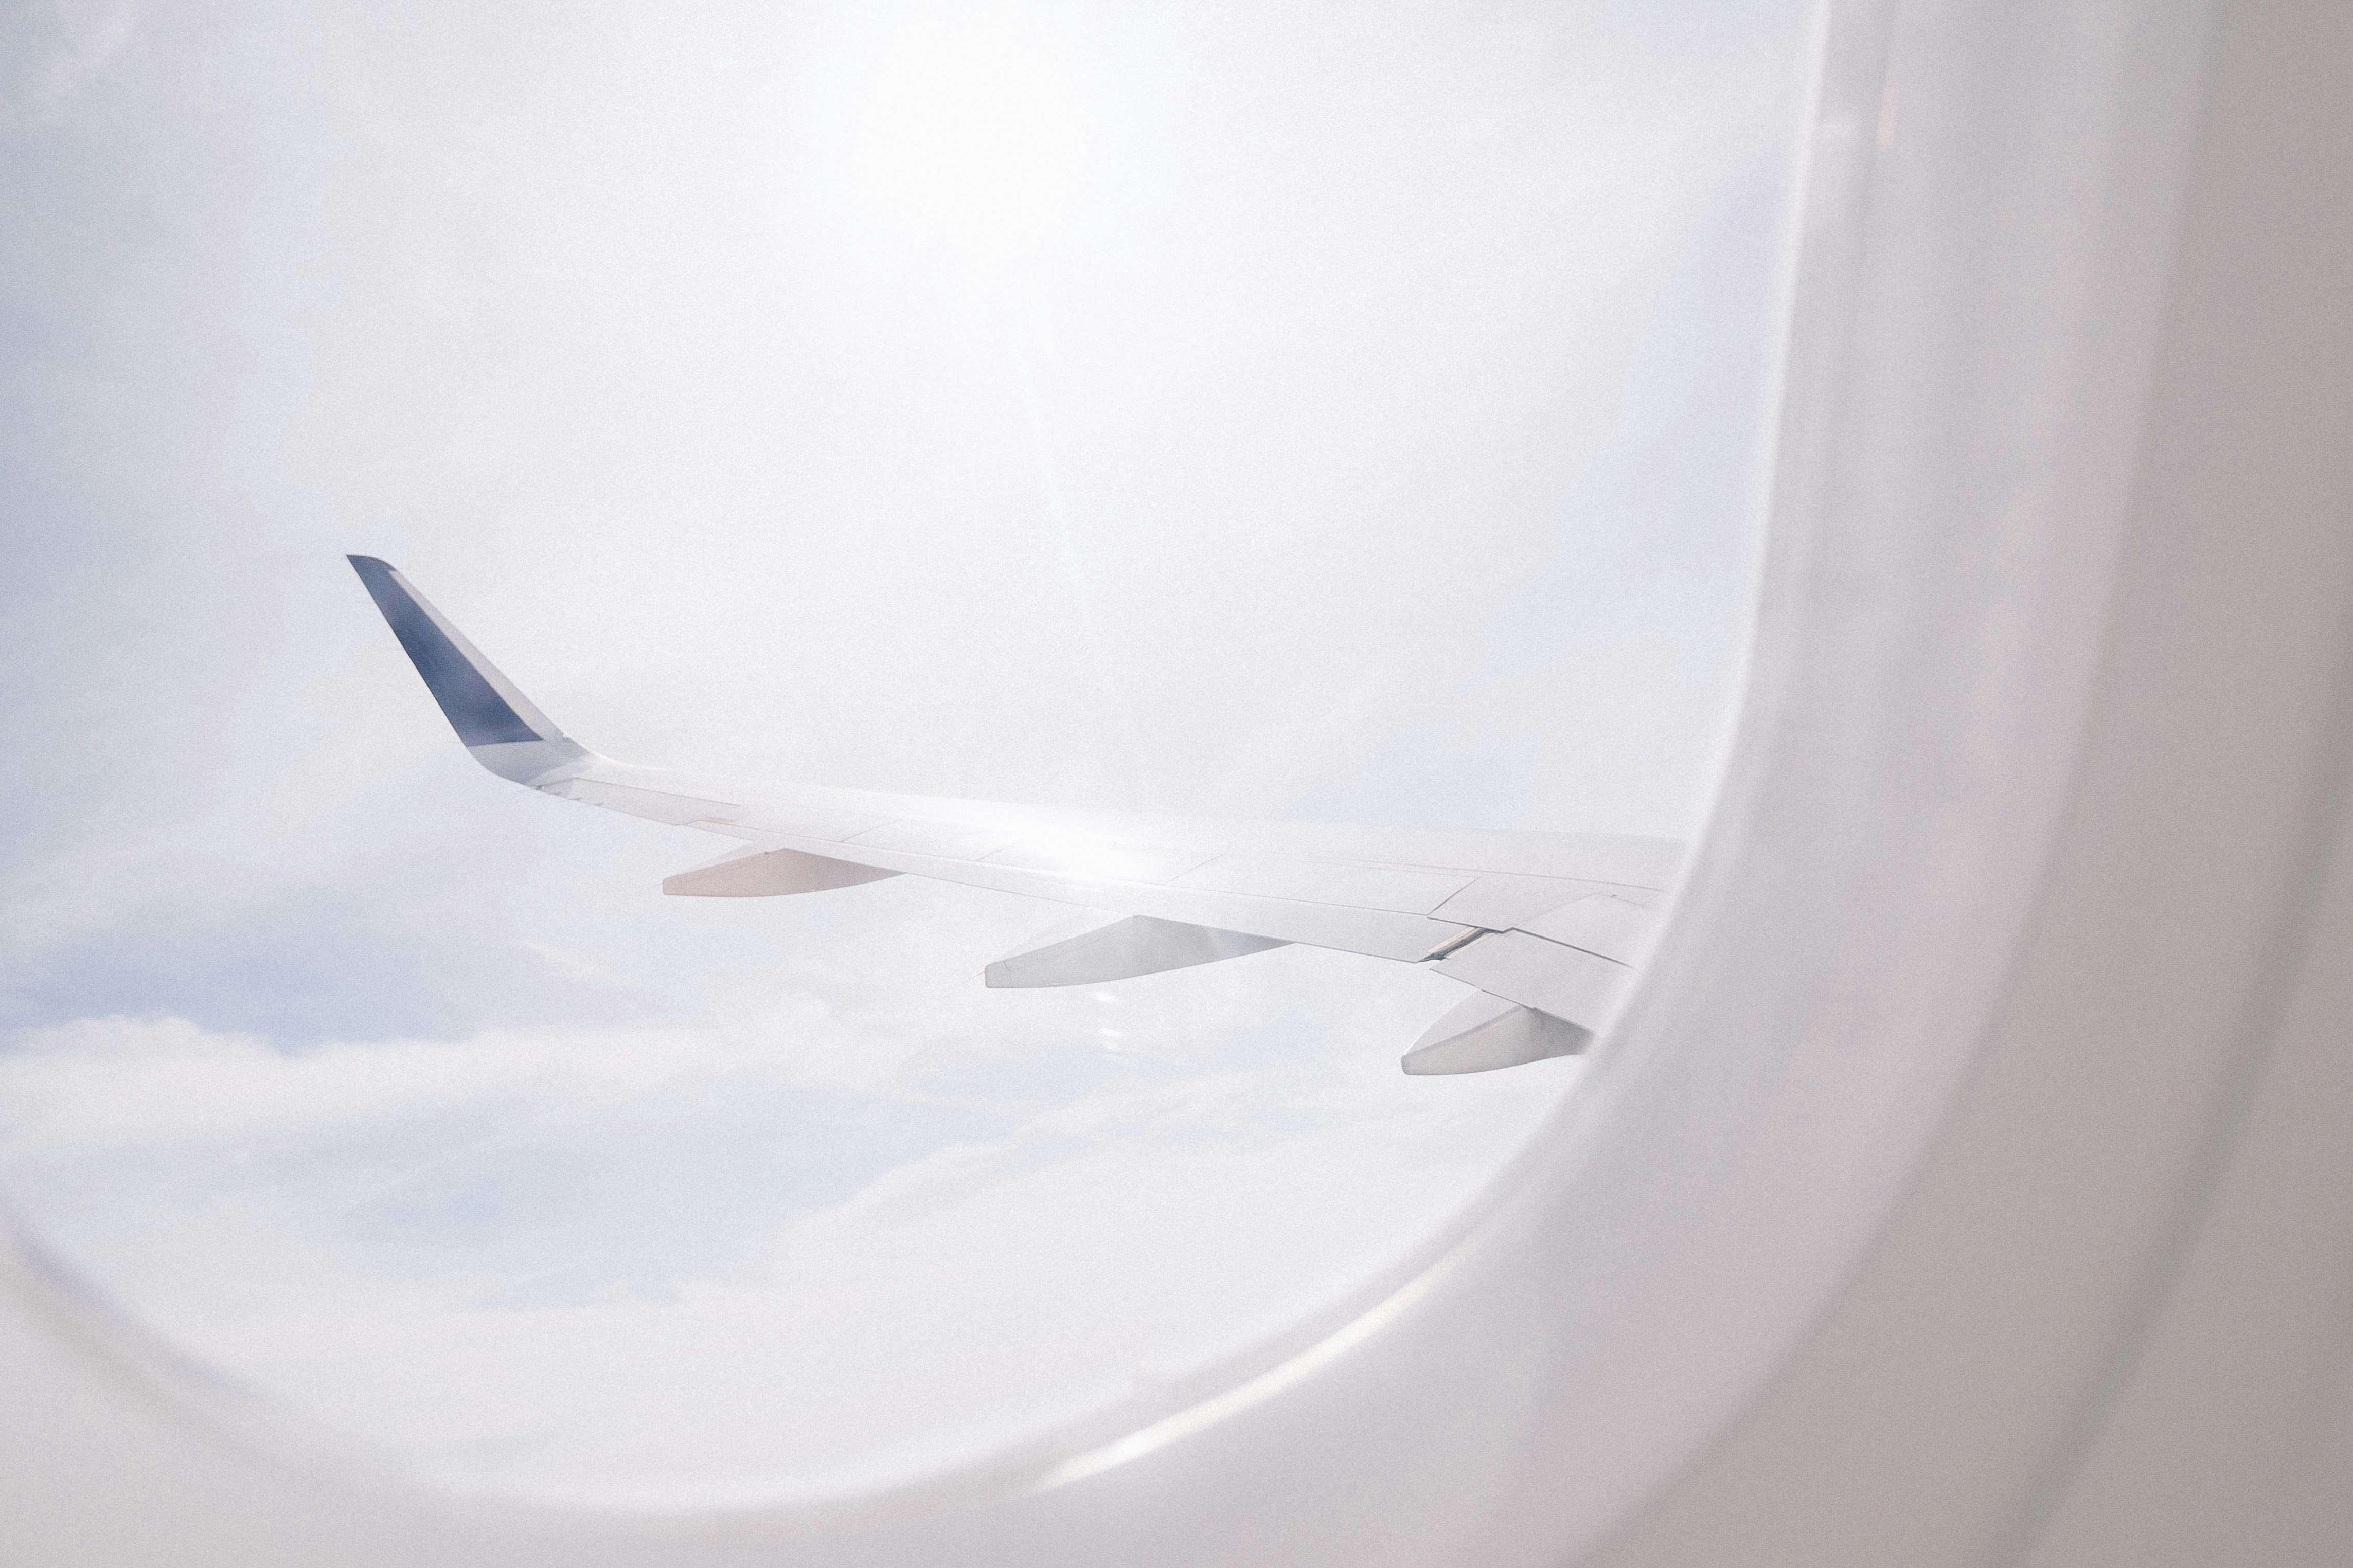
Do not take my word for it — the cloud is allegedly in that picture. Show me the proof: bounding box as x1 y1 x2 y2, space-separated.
0 1 135 129
2 989 1570 1502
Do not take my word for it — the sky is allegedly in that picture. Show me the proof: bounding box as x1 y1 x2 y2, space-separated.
0 0 1810 1509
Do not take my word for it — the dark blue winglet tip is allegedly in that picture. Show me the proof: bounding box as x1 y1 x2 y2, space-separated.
347 554 547 747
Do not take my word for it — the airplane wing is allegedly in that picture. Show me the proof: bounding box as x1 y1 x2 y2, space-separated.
349 556 1685 1073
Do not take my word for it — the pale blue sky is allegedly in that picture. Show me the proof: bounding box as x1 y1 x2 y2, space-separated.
0 0 1809 1505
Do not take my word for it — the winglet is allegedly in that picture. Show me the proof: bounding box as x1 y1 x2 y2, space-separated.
348 556 588 783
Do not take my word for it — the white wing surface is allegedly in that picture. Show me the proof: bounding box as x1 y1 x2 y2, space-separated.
350 557 1684 1073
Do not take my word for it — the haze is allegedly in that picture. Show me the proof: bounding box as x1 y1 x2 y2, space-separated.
0 0 1808 1505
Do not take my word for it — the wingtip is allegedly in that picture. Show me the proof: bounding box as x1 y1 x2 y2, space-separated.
346 556 568 751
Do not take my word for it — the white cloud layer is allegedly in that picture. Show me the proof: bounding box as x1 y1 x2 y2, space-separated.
2 974 1568 1503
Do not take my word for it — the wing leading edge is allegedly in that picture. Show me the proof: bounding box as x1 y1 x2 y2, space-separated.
348 557 1685 1073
